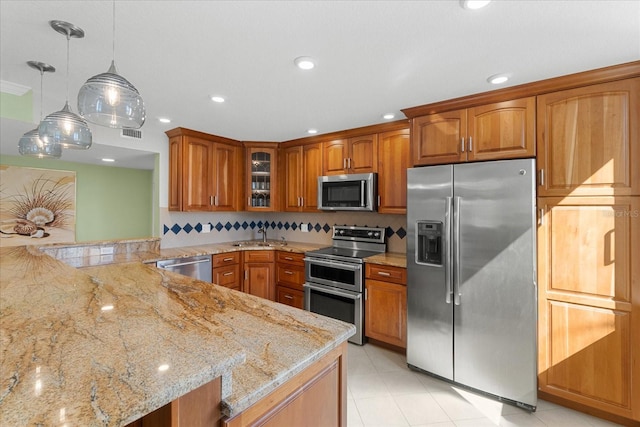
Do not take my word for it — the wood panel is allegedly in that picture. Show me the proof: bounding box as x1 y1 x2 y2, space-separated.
244 263 274 300
168 136 182 211
212 252 241 268
538 195 639 422
222 342 347 427
276 264 304 291
377 129 410 214
467 96 535 161
349 134 378 174
366 263 407 285
276 251 305 266
365 279 407 348
283 146 302 211
276 286 304 309
183 137 213 211
244 250 274 263
301 143 323 211
214 264 240 290
213 143 239 211
323 139 348 175
537 78 640 197
411 110 466 166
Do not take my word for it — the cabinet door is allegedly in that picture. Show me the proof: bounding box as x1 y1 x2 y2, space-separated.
283 146 302 212
168 136 183 211
214 264 240 290
276 286 304 309
412 110 467 166
244 262 274 301
349 134 378 174
537 196 639 421
301 143 323 211
322 139 348 175
467 97 535 162
212 143 239 211
537 78 640 197
365 279 407 348
276 263 305 291
247 146 277 211
183 137 214 211
378 129 410 214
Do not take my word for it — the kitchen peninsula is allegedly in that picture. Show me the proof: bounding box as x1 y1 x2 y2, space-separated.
0 245 355 426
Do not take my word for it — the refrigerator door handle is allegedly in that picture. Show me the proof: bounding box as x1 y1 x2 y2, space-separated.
453 196 462 306
445 196 453 304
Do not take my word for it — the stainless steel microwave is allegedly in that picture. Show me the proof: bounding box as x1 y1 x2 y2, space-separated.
317 173 377 211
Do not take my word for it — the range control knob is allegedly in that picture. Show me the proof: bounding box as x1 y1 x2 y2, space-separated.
374 232 380 238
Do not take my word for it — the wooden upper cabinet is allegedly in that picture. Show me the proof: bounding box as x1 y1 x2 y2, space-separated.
322 135 378 175
377 129 410 214
166 128 242 212
284 143 323 212
245 144 278 211
467 97 535 161
537 78 640 197
412 110 466 166
411 97 535 166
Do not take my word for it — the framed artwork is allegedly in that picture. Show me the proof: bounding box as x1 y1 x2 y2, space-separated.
0 165 76 247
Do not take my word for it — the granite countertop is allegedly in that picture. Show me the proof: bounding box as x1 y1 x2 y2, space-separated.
364 251 407 268
0 246 355 426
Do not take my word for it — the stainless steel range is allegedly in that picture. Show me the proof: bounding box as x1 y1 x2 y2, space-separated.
304 225 386 345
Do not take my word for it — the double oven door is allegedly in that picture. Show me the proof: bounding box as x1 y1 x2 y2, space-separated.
303 256 364 345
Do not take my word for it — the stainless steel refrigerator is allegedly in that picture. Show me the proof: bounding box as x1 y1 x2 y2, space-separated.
406 158 537 410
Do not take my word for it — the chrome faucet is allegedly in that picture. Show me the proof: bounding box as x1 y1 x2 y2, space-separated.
258 227 267 243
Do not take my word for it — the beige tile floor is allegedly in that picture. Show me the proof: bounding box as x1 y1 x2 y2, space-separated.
346 343 622 427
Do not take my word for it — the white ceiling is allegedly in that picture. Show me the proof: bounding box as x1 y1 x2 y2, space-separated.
1 0 639 168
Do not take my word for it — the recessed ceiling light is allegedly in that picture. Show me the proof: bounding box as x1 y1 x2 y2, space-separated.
460 0 491 10
102 158 115 163
158 364 170 372
158 117 171 124
294 56 316 70
307 129 318 134
487 73 510 84
211 96 225 103
383 113 395 120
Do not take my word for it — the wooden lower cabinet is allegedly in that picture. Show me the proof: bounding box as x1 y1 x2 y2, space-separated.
537 196 639 423
275 251 305 309
365 264 407 348
213 252 241 291
222 341 348 427
243 251 275 301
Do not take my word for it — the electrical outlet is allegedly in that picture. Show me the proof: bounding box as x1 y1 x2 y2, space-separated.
300 223 309 232
100 246 114 255
201 223 211 233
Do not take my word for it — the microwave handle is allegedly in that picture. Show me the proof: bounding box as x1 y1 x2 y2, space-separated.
361 180 366 207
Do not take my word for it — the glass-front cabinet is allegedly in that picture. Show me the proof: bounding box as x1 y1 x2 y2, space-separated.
245 143 278 211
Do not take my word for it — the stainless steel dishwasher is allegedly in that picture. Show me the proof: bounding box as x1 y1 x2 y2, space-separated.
156 255 212 282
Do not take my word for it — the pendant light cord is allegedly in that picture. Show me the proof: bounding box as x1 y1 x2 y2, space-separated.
39 69 44 120
112 0 116 62
65 31 70 103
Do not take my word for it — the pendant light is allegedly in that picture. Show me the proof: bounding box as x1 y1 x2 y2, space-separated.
38 20 92 150
18 61 62 159
77 0 145 129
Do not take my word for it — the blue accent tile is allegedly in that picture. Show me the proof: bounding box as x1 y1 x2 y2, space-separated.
314 223 322 232
291 222 298 230
385 227 394 238
271 221 277 229
250 221 256 229
195 223 203 232
257 221 263 229
396 227 407 239
242 221 249 230
171 224 181 234
277 221 283 230
224 222 232 231
322 224 331 233
284 222 290 230
163 224 169 235
215 222 224 232
233 221 241 230
183 223 193 234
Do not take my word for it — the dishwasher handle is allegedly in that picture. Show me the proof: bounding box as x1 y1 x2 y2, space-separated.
158 258 210 269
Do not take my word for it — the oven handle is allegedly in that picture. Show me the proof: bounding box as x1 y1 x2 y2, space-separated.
304 283 362 300
303 257 362 271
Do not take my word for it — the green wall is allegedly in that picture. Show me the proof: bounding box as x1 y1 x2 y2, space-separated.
0 91 32 122
1 155 154 242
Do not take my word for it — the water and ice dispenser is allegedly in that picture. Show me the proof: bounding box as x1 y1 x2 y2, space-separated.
416 221 443 266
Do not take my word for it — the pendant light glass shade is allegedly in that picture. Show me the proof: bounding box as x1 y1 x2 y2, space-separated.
78 60 145 128
19 129 63 158
18 61 62 159
77 1 145 129
38 20 92 150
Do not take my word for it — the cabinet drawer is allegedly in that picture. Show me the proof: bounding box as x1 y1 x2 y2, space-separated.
365 263 407 285
276 251 305 266
214 264 240 290
276 264 305 291
276 286 304 310
243 250 274 263
213 252 240 267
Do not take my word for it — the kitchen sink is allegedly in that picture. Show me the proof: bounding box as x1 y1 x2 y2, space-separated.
231 240 287 247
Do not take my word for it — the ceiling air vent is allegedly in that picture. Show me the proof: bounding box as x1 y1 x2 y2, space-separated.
121 128 143 140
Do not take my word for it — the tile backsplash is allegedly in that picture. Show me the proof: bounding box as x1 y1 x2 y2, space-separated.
160 208 407 253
